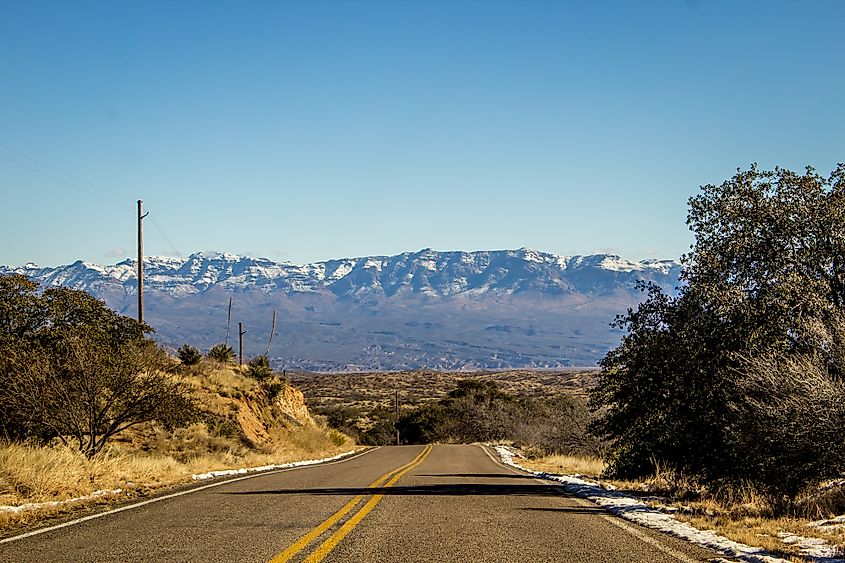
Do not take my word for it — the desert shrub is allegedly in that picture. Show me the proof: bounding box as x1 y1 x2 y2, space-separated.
730 346 845 508
177 344 202 366
207 343 235 364
316 405 364 442
328 429 348 447
359 406 399 446
395 380 597 454
398 402 451 444
263 379 286 401
512 394 601 457
247 355 273 382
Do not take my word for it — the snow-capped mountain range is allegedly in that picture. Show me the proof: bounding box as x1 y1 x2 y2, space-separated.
5 248 680 299
2 249 681 370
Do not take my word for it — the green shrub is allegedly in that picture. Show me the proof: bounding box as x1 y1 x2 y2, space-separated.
263 379 286 400
247 355 273 382
207 343 235 364
328 429 347 447
177 344 202 366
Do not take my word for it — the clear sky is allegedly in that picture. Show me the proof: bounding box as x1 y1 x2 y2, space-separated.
1 1 842 267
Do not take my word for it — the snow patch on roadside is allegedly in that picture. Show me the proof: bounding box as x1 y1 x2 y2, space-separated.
0 489 123 514
809 515 845 531
493 446 844 563
777 532 841 559
190 448 364 480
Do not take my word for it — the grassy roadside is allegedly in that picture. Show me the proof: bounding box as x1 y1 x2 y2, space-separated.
521 453 845 561
0 360 355 534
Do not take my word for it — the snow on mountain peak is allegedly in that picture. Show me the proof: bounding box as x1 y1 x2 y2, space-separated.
1 249 681 299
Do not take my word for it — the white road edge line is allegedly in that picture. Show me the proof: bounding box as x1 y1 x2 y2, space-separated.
0 447 378 545
599 513 699 563
478 445 699 563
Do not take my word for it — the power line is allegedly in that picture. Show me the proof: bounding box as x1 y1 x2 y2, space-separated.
0 141 184 258
149 215 183 257
0 150 132 209
0 142 132 203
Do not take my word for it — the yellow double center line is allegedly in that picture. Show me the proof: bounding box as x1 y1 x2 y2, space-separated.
271 444 433 563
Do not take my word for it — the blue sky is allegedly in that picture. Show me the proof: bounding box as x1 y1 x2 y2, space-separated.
1 1 842 267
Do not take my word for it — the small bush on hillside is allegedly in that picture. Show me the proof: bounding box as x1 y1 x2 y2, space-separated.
247 355 273 382
177 344 202 365
207 343 236 364
263 379 286 401
328 429 348 447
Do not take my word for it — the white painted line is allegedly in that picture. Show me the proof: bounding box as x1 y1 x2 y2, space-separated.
478 444 532 475
0 447 378 545
599 513 700 563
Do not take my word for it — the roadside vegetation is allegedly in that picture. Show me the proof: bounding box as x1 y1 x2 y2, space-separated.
397 380 601 457
0 278 352 531
304 369 596 447
585 164 845 558
320 378 600 456
591 165 845 508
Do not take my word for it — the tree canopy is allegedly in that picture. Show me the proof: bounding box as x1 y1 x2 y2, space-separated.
590 164 845 504
0 275 196 456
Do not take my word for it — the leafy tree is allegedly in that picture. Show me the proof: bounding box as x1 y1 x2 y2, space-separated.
0 275 196 456
40 286 148 347
590 164 845 501
207 343 236 364
177 344 202 365
3 335 196 457
0 274 44 340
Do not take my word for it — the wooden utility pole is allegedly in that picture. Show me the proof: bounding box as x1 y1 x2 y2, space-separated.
137 200 149 324
394 388 400 446
238 322 246 366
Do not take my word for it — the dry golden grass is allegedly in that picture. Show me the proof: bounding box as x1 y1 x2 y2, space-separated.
0 441 184 506
676 513 843 561
181 361 258 396
518 450 844 560
521 454 605 477
0 424 354 531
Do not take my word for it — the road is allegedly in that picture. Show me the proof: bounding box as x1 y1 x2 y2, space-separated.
0 445 721 562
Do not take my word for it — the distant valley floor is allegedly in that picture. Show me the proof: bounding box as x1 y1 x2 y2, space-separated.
288 369 598 413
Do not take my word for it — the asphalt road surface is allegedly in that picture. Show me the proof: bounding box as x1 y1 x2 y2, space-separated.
1 445 723 562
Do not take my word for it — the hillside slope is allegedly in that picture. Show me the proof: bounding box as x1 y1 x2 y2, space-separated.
0 360 352 531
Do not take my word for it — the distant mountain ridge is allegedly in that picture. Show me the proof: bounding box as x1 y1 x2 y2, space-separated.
1 249 682 370
4 248 680 298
